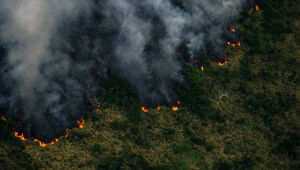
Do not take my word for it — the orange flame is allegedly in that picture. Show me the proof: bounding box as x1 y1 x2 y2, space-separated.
157 106 160 111
65 129 69 138
77 118 84 129
232 43 236 47
14 131 26 141
231 28 236 32
227 41 231 45
177 101 181 105
255 5 259 11
237 41 241 46
34 139 47 147
96 104 100 112
14 121 72 147
218 57 227 66
201 66 204 71
172 106 178 111
1 116 7 121
142 106 149 112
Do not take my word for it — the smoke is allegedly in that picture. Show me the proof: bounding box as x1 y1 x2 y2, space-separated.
0 0 250 140
0 0 92 141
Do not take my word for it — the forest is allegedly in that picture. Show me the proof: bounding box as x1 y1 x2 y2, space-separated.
0 0 299 169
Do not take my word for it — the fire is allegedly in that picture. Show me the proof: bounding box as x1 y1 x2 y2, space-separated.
14 131 26 141
218 57 227 66
157 106 160 111
96 104 100 112
177 101 181 105
142 106 149 112
65 129 69 137
255 5 259 11
1 116 7 121
227 41 240 47
172 106 178 111
13 119 74 147
218 61 227 66
231 28 236 32
77 118 84 129
201 66 204 71
34 139 47 147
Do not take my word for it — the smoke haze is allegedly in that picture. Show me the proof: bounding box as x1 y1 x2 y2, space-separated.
0 0 250 140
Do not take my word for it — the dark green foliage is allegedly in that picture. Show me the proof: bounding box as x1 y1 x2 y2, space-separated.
91 144 107 156
98 77 141 123
163 128 176 138
109 120 129 131
172 142 192 154
175 67 211 119
190 137 214 152
0 120 39 169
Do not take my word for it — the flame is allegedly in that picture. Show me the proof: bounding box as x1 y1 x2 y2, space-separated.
227 41 231 45
232 43 236 47
14 131 26 141
177 101 181 105
77 118 84 129
231 28 236 32
172 106 178 111
218 57 227 66
96 104 101 112
1 116 7 121
201 66 204 71
142 106 149 112
13 119 72 147
34 139 47 147
157 106 160 111
255 5 259 11
65 129 69 138
237 41 241 46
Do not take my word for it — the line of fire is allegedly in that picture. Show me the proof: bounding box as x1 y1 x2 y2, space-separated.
141 1 260 112
1 113 84 147
2 0 260 147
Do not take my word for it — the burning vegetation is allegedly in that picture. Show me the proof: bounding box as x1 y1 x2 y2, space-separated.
218 56 227 66
13 117 81 147
0 0 260 147
77 118 84 129
1 116 7 121
142 106 149 113
225 27 241 48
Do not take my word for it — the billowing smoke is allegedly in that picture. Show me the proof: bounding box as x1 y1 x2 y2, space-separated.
0 0 250 140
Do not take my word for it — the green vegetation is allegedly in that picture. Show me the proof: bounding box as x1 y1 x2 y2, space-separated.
0 0 299 169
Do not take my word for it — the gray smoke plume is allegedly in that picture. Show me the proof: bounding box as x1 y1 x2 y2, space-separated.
0 0 92 141
0 0 251 141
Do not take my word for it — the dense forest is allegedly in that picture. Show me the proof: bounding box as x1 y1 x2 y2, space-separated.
0 0 299 169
